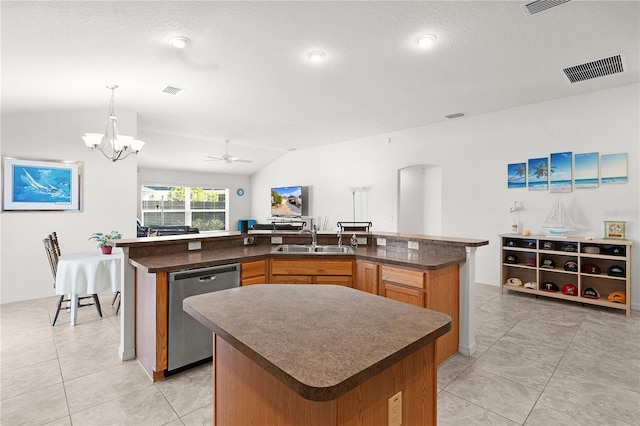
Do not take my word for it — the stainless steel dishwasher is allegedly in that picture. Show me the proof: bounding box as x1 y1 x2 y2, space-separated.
167 263 240 373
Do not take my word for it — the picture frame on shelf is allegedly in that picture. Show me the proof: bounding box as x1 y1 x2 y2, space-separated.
1 157 82 211
604 221 626 240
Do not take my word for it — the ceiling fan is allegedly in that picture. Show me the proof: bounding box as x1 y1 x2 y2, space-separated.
205 139 253 164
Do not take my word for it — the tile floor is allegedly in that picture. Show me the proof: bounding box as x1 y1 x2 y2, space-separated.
1 284 638 425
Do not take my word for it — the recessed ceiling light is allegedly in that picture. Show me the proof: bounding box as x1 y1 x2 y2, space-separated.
306 50 326 62
168 36 191 49
415 34 437 49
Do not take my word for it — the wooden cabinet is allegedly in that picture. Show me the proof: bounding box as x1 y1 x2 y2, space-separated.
379 264 459 365
241 259 267 286
380 265 425 307
270 258 354 287
500 234 632 316
354 260 379 295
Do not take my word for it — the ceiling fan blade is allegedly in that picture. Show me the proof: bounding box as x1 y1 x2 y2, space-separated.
206 140 253 164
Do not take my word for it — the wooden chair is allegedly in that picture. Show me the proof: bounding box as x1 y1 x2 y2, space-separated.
44 234 103 326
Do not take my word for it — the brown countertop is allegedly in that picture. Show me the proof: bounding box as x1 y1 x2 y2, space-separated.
128 245 274 273
183 284 451 401
128 244 466 273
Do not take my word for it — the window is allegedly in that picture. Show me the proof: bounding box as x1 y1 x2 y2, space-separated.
141 186 228 231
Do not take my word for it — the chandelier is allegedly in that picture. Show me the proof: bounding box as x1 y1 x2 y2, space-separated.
82 85 145 162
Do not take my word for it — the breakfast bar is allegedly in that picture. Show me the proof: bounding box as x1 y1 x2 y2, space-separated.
184 284 451 425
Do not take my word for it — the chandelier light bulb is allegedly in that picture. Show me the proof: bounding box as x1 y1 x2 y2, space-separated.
415 34 437 48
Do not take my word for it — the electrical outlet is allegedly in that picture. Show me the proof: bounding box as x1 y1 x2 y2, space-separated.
271 236 282 244
188 241 201 251
377 238 387 246
408 241 419 250
388 391 402 426
356 237 367 245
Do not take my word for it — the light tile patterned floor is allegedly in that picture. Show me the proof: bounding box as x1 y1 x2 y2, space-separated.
1 284 638 425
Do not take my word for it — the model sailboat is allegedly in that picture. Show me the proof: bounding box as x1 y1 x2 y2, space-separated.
542 198 578 237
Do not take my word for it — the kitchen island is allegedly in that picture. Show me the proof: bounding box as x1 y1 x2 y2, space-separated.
183 284 451 426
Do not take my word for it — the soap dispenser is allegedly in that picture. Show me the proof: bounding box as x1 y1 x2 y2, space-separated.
350 233 358 248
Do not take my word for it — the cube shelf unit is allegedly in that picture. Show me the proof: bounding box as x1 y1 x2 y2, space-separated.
500 234 632 317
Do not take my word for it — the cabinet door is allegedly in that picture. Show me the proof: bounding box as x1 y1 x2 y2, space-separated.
270 259 353 276
315 275 352 287
241 260 267 279
382 283 424 307
355 260 379 294
270 275 313 284
380 265 425 289
241 275 266 286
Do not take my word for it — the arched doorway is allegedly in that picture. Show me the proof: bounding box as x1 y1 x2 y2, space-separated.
397 164 442 235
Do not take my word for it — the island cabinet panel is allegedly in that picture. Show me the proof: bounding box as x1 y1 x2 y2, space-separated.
269 258 354 287
135 270 167 382
424 265 460 365
214 335 436 426
354 260 379 294
240 259 267 286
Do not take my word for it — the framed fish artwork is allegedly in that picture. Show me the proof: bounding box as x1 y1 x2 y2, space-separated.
2 157 81 211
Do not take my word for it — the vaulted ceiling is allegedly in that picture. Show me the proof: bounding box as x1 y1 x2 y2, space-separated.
2 1 638 174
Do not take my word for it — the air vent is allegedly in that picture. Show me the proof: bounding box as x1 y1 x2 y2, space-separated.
162 86 185 95
562 54 625 83
445 112 466 119
525 0 571 15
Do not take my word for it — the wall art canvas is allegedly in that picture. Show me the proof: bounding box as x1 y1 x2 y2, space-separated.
2 157 81 211
574 152 599 189
507 162 526 189
549 152 572 193
601 153 628 184
527 157 549 191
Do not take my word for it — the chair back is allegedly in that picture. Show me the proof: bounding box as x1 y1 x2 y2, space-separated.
43 235 59 284
51 231 61 256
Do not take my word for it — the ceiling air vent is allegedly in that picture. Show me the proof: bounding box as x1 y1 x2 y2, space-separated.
524 0 571 15
562 54 625 83
162 86 185 95
445 112 466 119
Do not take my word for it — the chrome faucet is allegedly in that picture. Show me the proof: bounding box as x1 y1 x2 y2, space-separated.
301 226 318 248
337 229 342 247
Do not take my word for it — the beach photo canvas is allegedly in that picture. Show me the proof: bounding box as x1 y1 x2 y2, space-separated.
507 162 526 189
601 153 628 184
574 152 599 189
2 157 81 211
527 157 549 191
549 152 572 193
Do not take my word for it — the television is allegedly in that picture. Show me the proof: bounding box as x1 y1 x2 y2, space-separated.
271 186 307 217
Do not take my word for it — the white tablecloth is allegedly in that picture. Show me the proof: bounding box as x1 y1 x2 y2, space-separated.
55 248 123 325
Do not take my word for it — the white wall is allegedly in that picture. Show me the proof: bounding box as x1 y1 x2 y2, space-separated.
1 110 138 303
251 84 640 309
137 168 252 231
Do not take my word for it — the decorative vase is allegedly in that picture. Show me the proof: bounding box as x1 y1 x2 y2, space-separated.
101 245 113 255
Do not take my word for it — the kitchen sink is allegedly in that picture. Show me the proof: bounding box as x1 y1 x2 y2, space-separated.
271 244 354 254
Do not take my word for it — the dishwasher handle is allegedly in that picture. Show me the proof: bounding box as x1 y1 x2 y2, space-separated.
198 275 217 282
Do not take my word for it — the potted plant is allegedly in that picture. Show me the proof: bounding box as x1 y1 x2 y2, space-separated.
89 230 122 254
